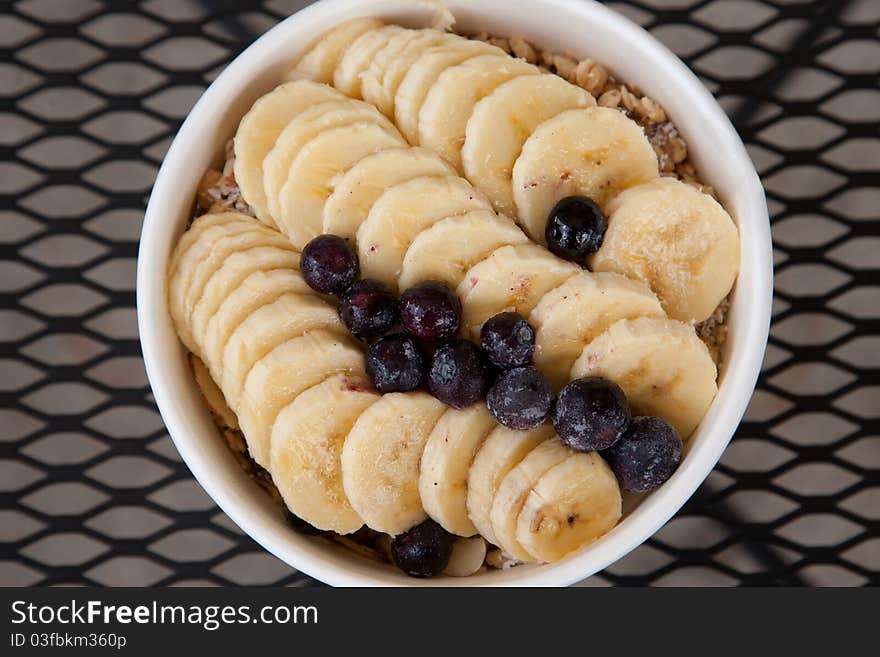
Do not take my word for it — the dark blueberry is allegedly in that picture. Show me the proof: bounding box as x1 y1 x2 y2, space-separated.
339 279 398 338
552 377 631 452
545 196 608 261
428 339 487 409
366 333 424 393
480 312 535 368
603 416 682 493
301 234 359 295
284 508 325 536
486 366 553 430
391 519 454 577
399 281 461 341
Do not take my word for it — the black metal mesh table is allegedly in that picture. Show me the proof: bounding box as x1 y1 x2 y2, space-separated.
1 0 877 587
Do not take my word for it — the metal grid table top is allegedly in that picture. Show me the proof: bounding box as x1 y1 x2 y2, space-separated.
0 0 877 587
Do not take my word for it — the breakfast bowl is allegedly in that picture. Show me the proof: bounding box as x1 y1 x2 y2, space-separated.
137 0 772 586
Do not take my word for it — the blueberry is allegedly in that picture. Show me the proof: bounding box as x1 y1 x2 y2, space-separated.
428 339 487 409
301 234 359 295
480 312 536 369
603 416 682 493
486 366 553 430
339 279 398 338
390 519 454 577
366 333 424 393
545 196 608 261
552 377 631 451
284 508 325 536
399 281 461 341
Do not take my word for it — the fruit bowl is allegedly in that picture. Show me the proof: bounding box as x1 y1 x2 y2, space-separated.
137 0 772 586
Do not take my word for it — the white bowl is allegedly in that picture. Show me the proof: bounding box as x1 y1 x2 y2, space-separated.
137 0 772 586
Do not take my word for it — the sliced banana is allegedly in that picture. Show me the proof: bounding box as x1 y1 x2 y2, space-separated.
457 244 579 339
571 316 717 438
490 437 571 561
277 122 406 249
220 293 343 409
237 329 363 468
168 213 256 353
183 228 291 333
289 17 384 84
190 354 238 431
419 405 497 537
334 25 406 97
517 451 622 563
363 30 457 118
168 212 244 287
399 210 529 290
395 39 502 144
466 424 554 546
462 74 594 216
590 177 740 322
443 536 487 577
341 392 446 535
512 107 659 242
263 99 396 220
234 80 343 225
418 54 540 170
323 147 454 241
190 245 299 361
530 271 665 389
357 175 493 289
201 269 312 386
270 373 379 534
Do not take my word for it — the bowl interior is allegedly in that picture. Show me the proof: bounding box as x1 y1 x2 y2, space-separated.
138 0 771 586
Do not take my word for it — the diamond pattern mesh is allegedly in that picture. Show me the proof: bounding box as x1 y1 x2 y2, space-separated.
1 0 877 587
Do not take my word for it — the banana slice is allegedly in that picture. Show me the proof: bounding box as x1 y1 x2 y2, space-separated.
512 107 660 242
201 269 311 386
276 122 406 249
289 17 384 84
183 228 291 333
238 329 363 468
399 210 529 290
234 80 343 225
263 99 396 220
323 147 454 241
571 317 717 438
466 423 554 546
517 451 621 563
168 212 245 287
176 228 281 354
462 74 594 216
418 54 540 169
361 29 453 117
419 405 497 536
356 175 493 288
220 293 343 409
190 354 238 431
190 245 299 360
530 271 665 389
270 373 379 534
590 177 740 322
395 39 502 144
490 437 571 561
168 213 256 352
457 244 579 339
341 392 446 535
334 25 406 97
443 536 487 577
